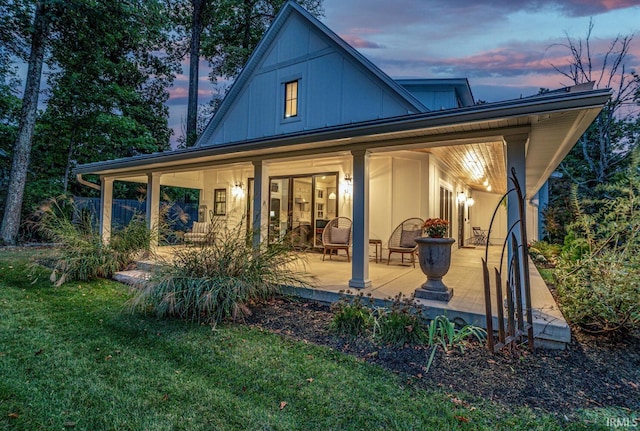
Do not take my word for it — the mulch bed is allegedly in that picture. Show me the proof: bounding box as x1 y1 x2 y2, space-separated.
244 297 640 417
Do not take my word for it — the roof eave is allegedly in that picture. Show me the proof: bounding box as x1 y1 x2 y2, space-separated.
74 88 611 176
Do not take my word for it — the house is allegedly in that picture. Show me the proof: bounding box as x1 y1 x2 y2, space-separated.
75 1 609 295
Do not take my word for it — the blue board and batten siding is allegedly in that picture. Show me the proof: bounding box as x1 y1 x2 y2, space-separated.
202 12 422 146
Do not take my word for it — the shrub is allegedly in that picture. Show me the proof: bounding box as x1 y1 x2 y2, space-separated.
329 291 373 336
34 196 150 286
555 154 640 335
556 248 640 334
375 294 427 347
528 240 561 267
129 219 312 326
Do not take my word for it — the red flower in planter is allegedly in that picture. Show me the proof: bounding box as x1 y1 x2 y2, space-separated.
422 218 449 238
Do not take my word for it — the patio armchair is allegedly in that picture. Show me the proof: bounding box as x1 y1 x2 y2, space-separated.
387 218 424 267
322 217 352 262
471 226 488 246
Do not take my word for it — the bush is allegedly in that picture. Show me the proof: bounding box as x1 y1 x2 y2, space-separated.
555 154 640 335
528 240 560 267
329 291 373 336
375 294 427 347
34 196 150 286
129 219 312 326
556 248 640 334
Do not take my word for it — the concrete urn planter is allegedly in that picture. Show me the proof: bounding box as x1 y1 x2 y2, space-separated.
414 237 455 302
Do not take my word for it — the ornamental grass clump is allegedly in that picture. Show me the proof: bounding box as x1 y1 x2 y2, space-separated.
34 195 151 286
129 219 312 326
422 218 449 238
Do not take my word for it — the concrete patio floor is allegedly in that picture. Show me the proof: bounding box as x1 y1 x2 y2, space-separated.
124 243 570 348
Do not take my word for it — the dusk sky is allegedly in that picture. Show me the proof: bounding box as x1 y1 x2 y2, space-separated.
167 0 640 146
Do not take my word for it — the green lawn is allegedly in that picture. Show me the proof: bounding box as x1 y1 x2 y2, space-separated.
0 248 602 430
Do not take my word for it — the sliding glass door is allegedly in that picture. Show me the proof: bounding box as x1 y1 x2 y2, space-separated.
268 173 338 248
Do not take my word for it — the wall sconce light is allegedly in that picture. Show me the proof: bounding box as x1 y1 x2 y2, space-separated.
328 190 336 200
343 173 353 196
232 181 245 198
466 197 475 207
457 192 467 203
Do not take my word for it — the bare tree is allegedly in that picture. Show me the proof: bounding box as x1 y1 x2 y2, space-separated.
550 19 640 189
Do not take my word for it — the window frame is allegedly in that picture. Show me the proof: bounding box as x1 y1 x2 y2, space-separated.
280 73 303 124
213 188 227 216
284 79 299 119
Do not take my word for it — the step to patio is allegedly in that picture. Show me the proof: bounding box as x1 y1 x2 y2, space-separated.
113 259 165 287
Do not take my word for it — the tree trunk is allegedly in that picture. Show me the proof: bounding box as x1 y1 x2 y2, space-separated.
0 1 49 245
186 0 205 147
63 134 75 193
242 0 253 50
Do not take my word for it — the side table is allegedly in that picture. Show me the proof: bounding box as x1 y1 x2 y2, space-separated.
369 238 382 263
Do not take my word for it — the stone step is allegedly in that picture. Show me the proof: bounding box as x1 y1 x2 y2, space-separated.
113 269 151 287
135 259 164 272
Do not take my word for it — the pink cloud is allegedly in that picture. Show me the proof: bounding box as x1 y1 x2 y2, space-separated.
341 35 384 49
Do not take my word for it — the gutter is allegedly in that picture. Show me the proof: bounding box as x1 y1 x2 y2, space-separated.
76 173 101 191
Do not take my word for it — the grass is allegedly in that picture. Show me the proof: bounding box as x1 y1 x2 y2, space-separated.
0 248 614 430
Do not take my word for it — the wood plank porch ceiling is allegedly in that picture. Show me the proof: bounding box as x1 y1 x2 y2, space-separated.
416 141 507 195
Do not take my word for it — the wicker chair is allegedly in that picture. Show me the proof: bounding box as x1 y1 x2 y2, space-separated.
321 217 352 262
386 218 424 267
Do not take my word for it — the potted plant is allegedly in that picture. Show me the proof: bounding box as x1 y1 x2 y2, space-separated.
415 218 455 302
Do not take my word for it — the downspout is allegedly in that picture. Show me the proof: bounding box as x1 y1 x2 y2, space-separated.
76 173 101 191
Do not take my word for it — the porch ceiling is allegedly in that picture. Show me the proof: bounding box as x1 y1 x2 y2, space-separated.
417 141 507 194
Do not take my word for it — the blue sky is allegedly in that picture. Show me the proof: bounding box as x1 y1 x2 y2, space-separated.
166 0 640 145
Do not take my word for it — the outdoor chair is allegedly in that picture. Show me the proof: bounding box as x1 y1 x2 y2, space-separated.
322 217 352 262
387 217 424 267
471 226 488 246
184 221 213 244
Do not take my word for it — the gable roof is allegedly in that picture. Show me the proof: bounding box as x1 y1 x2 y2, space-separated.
195 0 427 148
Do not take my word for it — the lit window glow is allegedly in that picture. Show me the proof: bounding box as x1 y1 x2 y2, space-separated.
284 80 298 118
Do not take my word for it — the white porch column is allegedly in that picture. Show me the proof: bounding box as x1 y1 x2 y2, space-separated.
505 134 528 298
506 134 527 243
146 172 161 248
349 150 372 289
100 177 114 244
252 160 269 249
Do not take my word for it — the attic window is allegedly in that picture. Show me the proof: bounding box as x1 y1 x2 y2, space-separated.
284 80 298 118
